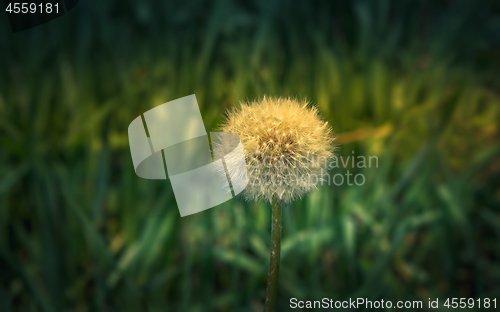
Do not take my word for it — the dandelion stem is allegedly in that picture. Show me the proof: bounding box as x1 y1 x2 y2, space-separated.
264 196 282 312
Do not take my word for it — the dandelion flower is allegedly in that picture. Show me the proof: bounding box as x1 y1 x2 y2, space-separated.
219 96 335 203
218 96 335 312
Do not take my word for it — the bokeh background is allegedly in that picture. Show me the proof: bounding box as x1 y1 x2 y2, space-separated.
1 0 500 311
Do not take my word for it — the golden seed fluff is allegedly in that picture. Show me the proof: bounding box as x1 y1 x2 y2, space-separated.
218 96 335 203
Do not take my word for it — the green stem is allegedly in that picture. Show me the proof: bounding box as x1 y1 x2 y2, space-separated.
264 196 282 312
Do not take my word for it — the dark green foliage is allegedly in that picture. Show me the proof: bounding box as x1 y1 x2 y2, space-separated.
0 0 499 311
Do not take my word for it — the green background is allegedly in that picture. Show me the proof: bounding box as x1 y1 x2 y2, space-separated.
1 0 500 311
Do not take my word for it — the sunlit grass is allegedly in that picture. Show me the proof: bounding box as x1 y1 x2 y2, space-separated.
0 0 499 311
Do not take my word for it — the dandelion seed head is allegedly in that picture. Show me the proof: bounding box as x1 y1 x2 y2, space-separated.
219 97 336 203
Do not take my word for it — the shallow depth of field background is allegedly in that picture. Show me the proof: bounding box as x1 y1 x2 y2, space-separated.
1 1 500 311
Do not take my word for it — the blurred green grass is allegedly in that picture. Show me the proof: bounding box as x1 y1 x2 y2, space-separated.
1 0 500 311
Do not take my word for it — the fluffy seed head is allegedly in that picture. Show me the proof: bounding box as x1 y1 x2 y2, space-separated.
219 96 335 203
